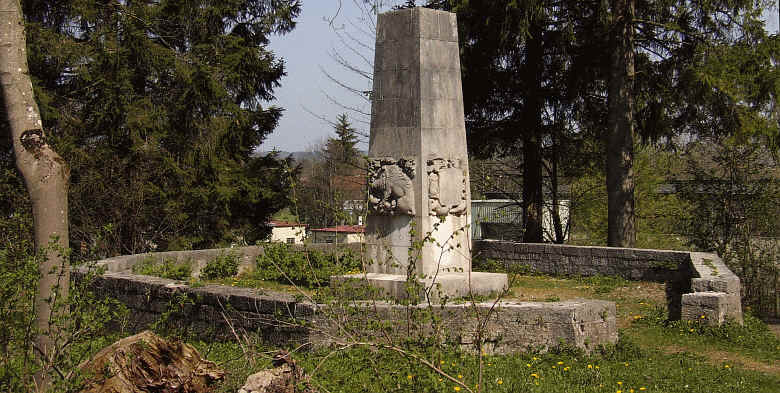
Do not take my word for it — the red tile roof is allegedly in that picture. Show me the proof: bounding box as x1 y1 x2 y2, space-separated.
310 225 365 233
268 220 307 228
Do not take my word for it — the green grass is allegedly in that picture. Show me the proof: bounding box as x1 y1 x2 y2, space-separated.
191 337 780 393
131 256 192 280
40 273 778 393
182 274 780 393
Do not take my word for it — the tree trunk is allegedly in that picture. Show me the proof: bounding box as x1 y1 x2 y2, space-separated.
606 0 636 247
0 0 70 388
549 131 565 244
522 23 544 243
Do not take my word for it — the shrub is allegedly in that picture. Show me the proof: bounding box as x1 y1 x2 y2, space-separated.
254 243 362 288
200 251 240 280
132 256 192 280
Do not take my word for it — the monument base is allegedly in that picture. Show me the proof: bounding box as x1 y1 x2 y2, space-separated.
331 272 508 302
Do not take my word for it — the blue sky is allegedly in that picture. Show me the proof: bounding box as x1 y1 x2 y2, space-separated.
263 2 780 153
264 1 383 152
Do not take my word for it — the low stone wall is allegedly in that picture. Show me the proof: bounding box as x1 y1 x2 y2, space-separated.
76 243 617 352
93 243 362 277
473 240 743 325
80 240 742 353
74 265 616 353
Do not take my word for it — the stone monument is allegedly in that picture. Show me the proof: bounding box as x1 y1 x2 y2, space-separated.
337 7 507 300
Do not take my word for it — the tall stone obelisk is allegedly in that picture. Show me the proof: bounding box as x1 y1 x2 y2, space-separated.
357 7 506 299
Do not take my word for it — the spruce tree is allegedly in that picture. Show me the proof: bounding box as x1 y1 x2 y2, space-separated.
9 0 301 254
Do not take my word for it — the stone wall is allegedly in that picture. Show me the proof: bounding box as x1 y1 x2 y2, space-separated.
93 243 362 278
473 240 743 325
77 240 742 354
76 243 616 353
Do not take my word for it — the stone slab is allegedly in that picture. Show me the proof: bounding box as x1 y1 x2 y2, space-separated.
331 272 508 301
682 291 743 326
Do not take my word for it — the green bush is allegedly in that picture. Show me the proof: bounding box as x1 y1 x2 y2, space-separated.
0 242 128 391
132 256 192 280
254 243 362 288
200 251 240 280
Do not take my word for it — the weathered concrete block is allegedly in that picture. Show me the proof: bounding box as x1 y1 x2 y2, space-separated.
682 292 743 326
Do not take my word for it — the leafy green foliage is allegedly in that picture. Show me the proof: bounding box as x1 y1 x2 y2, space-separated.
253 243 362 288
569 145 691 250
0 243 128 391
678 138 780 318
200 251 240 280
132 256 192 281
10 0 302 257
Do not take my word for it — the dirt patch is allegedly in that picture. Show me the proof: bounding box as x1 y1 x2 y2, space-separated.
769 323 780 340
662 345 780 376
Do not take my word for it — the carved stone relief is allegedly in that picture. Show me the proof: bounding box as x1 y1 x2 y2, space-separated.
427 158 467 216
368 157 416 215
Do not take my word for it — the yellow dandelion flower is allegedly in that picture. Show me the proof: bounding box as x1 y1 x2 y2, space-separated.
452 362 456 366
640 388 646 391
457 374 463 379
526 363 531 367
407 375 413 380
438 378 443 382
588 364 593 369
531 373 539 378
624 362 630 367
557 361 564 365
552 365 556 369
617 381 623 385
487 363 492 366
595 365 600 369
630 389 635 393
700 315 706 319
564 367 570 371
689 328 695 332
617 390 622 393
497 379 503 385
533 357 539 361
724 365 730 369
454 387 461 392
441 360 445 365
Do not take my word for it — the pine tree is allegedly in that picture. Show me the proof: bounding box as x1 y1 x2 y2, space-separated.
9 0 302 254
426 0 774 246
325 113 360 169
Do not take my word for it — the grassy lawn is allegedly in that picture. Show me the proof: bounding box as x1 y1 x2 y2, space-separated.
182 274 780 393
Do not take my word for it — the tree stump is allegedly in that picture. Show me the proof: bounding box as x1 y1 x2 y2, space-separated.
78 330 224 392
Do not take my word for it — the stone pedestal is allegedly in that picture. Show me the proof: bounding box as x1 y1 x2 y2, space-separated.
334 8 506 300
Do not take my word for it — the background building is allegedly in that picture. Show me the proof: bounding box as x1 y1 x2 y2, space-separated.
268 221 308 244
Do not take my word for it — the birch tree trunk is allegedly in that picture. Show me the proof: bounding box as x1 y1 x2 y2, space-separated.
0 0 70 388
606 0 636 247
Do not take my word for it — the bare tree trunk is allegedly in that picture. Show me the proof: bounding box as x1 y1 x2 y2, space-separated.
0 0 70 388
606 0 636 247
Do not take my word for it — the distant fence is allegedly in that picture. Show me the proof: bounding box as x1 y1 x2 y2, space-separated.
471 200 569 242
